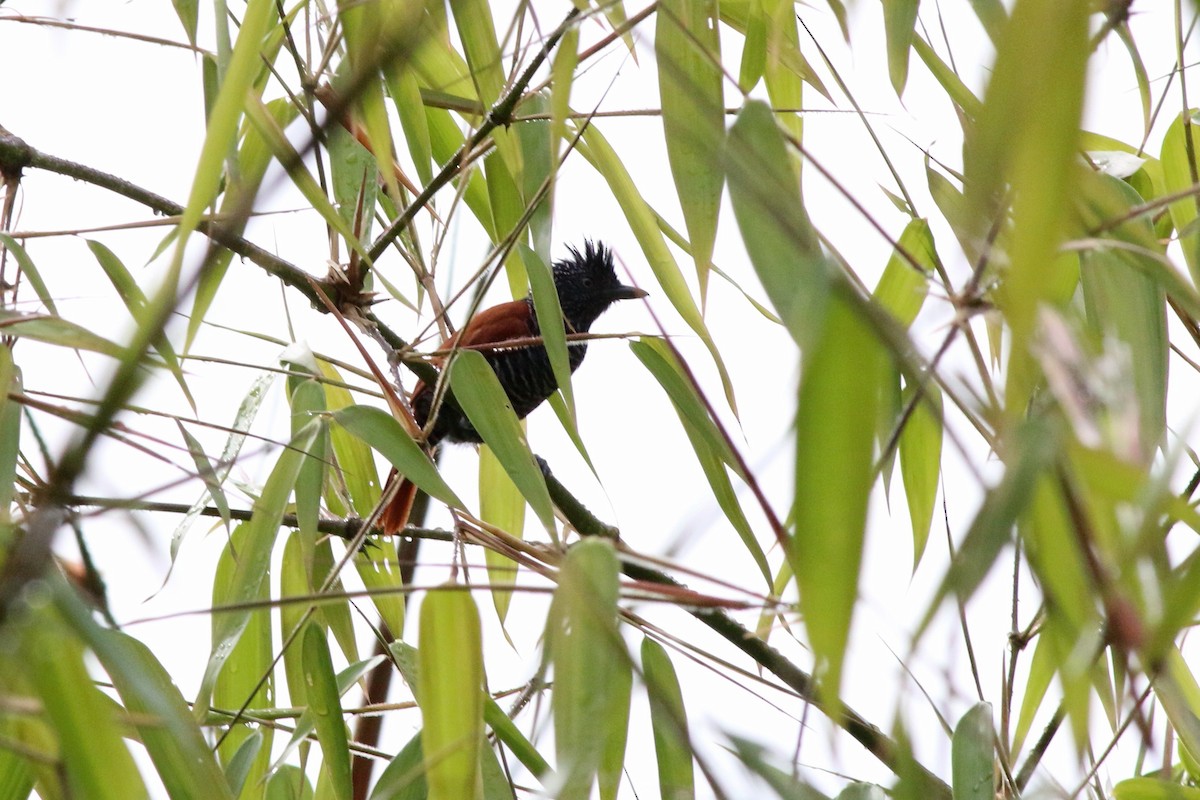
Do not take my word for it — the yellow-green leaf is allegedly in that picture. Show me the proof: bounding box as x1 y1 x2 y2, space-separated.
419 587 484 800
549 539 624 799
657 0 724 298
641 638 695 800
791 295 887 700
447 350 555 532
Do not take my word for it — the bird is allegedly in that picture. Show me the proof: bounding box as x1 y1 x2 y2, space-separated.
379 240 647 533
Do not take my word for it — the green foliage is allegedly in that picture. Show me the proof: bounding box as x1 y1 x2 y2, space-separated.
5 1 1200 798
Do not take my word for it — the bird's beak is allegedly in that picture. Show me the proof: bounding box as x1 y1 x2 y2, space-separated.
611 284 649 301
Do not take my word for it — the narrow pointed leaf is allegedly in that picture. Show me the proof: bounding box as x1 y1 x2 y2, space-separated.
549 540 624 799
0 235 57 315
882 0 920 95
642 638 695 800
302 624 353 800
332 404 464 509
726 100 830 350
791 295 886 700
951 703 994 800
17 606 148 800
195 420 321 718
578 122 737 411
630 338 770 585
657 0 724 297
480 444 524 623
419 587 484 800
448 350 555 531
55 593 234 800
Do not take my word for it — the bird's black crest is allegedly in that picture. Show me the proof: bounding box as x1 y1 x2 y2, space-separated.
556 239 616 280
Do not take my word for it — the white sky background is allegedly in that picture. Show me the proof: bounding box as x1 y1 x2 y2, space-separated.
0 1 1194 797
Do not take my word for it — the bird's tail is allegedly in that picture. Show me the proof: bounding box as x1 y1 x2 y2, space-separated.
379 468 420 535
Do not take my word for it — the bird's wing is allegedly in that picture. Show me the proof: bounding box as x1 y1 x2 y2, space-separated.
439 299 536 362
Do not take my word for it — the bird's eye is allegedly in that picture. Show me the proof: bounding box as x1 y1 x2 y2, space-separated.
582 277 593 288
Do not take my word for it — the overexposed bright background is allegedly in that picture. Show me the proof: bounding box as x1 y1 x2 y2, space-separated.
1 1 1192 797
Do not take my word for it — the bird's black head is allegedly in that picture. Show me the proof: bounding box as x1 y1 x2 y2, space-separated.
551 241 647 332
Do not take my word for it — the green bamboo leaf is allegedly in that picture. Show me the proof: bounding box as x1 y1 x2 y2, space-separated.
791 295 886 700
1160 110 1200 284
963 0 1088 412
316 365 405 636
176 420 232 532
17 605 148 800
419 587 484 800
0 345 20 518
272 654 383 774
918 418 1058 637
599 642 633 800
169 0 277 287
280 534 313 712
211 524 275 786
266 765 315 800
449 0 522 175
168 371 275 562
0 235 57 315
331 404 464 509
480 444 523 623
387 65 434 186
486 155 530 296
370 732 427 799
1153 648 1200 782
54 592 235 800
898 382 942 570
187 97 297 352
882 0 920 95
729 736 832 799
642 638 695 800
630 338 770 585
911 36 982 120
302 624 353 800
726 100 830 350
925 163 986 267
738 0 768 91
0 737 33 800
550 28 580 172
1114 23 1151 139
518 94 553 256
316 360 381 517
549 539 624 799
522 243 574 417
243 95 371 267
577 122 737 412
224 730 263 798
951 703 994 800
872 219 936 327
968 0 1008 43
423 107 492 232
448 350 555 532
1031 461 1101 633
288 377 326 544
195 420 321 719
1010 628 1056 758
1114 778 1200 800
1076 171 1167 463
657 0 724 298
170 0 198 45
327 122 378 239
389 641 552 784
0 310 126 359
337 0 400 199
759 0 817 155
